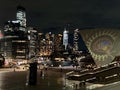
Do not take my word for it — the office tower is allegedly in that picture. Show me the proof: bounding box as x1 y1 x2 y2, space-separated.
45 32 53 56
38 33 44 56
16 6 26 31
38 32 54 57
3 22 28 65
54 34 63 51
74 29 79 51
4 21 20 32
27 27 38 60
12 32 28 60
1 6 29 66
3 22 19 64
63 29 69 50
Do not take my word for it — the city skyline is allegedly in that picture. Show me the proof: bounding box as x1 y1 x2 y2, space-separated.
0 0 120 32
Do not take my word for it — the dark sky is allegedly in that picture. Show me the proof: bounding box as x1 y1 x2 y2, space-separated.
1 0 120 32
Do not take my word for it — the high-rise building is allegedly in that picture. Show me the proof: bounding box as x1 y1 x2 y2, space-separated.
63 28 69 50
16 6 26 32
3 21 20 64
2 6 29 65
54 34 63 51
12 32 28 60
4 21 20 32
38 33 44 56
27 27 38 60
74 29 79 51
38 32 54 57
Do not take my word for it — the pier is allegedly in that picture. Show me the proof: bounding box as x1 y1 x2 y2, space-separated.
66 61 120 84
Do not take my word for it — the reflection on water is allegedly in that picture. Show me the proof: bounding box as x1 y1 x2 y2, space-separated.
0 70 84 90
1 70 120 90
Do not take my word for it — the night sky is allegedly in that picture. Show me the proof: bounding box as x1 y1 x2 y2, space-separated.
1 0 120 32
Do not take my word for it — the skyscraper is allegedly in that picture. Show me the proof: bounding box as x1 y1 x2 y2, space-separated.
63 28 69 50
74 29 79 51
16 6 26 31
2 6 28 66
27 27 38 60
54 34 63 51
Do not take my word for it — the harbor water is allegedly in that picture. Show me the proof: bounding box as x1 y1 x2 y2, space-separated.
0 69 120 90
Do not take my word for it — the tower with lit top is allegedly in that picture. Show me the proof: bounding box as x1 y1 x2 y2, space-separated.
16 6 26 31
63 28 69 50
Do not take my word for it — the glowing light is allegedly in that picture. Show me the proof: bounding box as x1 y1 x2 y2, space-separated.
0 31 3 39
80 29 120 66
